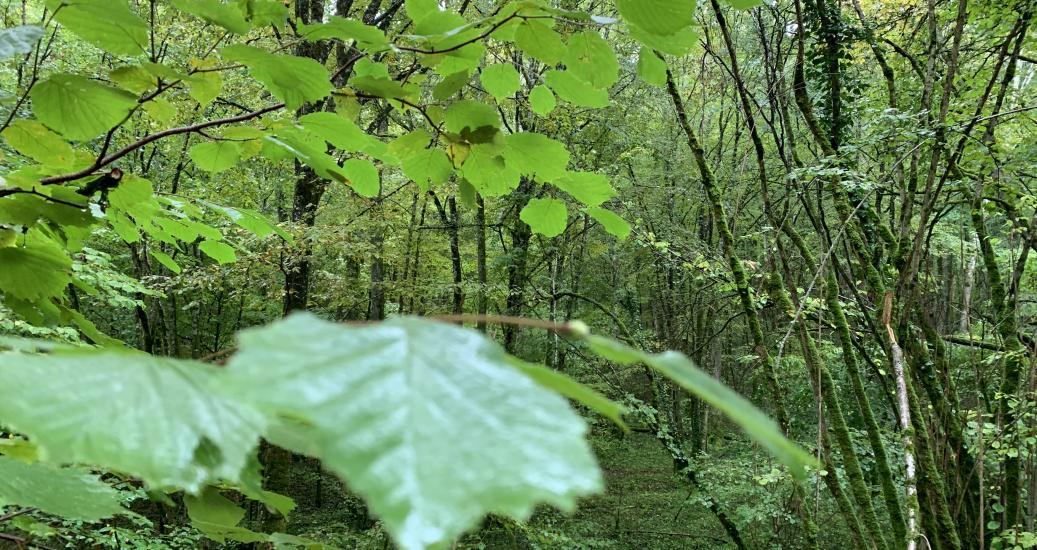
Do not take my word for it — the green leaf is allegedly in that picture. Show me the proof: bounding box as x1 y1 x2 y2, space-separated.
502 132 570 181
587 207 631 240
189 141 242 173
584 335 815 479
299 112 373 152
265 128 346 183
507 358 627 430
221 45 332 110
186 487 267 543
460 144 520 197
0 232 71 301
528 85 556 115
0 456 126 522
480 63 520 101
514 20 565 64
342 158 380 198
563 32 619 89
150 249 182 274
188 71 222 106
552 172 615 206
399 145 453 192
616 0 695 37
520 197 568 237
173 0 251 34
199 239 237 264
405 0 440 22
219 314 602 550
108 174 154 212
2 119 75 168
0 25 42 60
30 75 138 141
543 70 609 108
637 47 668 87
49 0 148 55
432 70 471 101
0 351 263 492
443 100 500 134
628 23 699 56
298 16 388 51
723 0 765 8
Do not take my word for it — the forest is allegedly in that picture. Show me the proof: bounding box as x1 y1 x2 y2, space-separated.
0 0 1035 548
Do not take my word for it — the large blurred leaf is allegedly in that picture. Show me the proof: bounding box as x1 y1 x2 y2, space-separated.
0 456 126 521
48 0 148 55
219 314 602 550
0 25 42 60
0 351 264 492
584 335 815 479
30 75 138 141
221 45 332 110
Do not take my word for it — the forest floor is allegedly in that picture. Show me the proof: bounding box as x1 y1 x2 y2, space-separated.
281 431 743 549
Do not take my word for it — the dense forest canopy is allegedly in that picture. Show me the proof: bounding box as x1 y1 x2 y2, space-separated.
0 0 1035 548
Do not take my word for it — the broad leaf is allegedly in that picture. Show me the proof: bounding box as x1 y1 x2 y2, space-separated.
480 63 520 101
298 16 388 51
0 351 264 492
587 207 631 240
0 456 126 522
342 158 380 198
173 0 251 34
552 172 615 206
0 232 72 301
637 47 668 87
528 85 556 115
543 70 609 108
2 120 75 168
30 75 138 141
49 0 148 55
514 20 565 64
502 132 569 181
520 197 568 237
221 45 332 110
563 32 619 89
186 487 267 543
616 0 695 37
199 239 236 264
190 141 242 173
219 314 602 550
